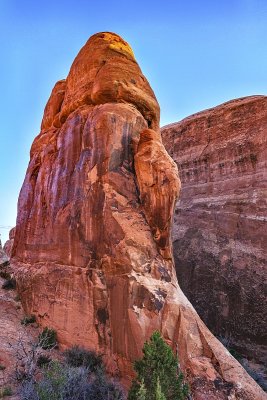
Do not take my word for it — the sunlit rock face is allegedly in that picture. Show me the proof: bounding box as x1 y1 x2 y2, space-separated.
11 33 265 399
161 96 267 364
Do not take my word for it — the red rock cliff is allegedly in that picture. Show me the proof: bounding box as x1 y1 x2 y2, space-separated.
11 34 266 399
161 96 267 365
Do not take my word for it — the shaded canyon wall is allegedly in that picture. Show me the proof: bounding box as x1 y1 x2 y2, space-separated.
162 96 267 363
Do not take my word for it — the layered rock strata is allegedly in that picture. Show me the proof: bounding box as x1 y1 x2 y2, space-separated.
161 96 267 364
11 33 266 399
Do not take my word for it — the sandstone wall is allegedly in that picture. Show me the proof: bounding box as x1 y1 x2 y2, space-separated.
11 34 266 399
162 96 267 363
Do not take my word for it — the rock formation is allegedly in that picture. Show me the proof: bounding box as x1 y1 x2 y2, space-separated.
0 247 8 267
3 227 16 259
161 96 267 366
11 33 266 399
0 239 9 267
134 128 180 260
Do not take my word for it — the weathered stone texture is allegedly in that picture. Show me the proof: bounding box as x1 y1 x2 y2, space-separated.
162 96 267 363
11 34 266 399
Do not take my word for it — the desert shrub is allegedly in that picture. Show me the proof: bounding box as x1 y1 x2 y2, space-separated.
0 260 9 269
12 333 53 382
2 278 16 290
36 362 90 400
38 328 57 350
88 369 124 400
0 270 11 280
64 345 103 372
21 315 36 326
20 380 39 400
36 355 51 369
20 361 125 400
128 331 189 400
0 386 12 397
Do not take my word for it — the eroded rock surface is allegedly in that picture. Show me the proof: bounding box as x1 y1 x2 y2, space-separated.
3 227 16 259
161 96 267 365
134 128 180 261
11 34 266 399
0 238 9 266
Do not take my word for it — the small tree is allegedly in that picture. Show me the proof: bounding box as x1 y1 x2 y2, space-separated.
128 331 189 400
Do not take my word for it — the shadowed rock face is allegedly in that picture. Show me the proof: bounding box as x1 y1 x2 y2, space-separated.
11 33 266 399
135 128 180 260
161 96 267 364
0 248 8 266
3 227 16 259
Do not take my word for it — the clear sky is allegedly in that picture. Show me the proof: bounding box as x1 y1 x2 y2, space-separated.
0 0 266 244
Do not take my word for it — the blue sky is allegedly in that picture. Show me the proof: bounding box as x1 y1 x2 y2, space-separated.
0 0 266 243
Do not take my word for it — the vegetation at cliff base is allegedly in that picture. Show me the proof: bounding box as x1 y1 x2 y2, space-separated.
21 360 123 400
0 386 12 398
128 331 189 400
19 344 124 400
38 328 57 349
1 277 16 290
64 345 103 372
21 315 36 326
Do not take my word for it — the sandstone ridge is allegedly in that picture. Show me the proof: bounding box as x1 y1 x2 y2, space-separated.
161 96 267 367
11 33 266 399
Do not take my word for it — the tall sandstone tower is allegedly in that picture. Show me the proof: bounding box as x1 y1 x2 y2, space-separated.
11 33 266 399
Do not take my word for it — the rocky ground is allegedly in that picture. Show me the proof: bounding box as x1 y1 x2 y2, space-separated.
0 259 43 399
0 261 24 398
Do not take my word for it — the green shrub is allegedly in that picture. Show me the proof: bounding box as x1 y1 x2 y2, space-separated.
89 369 124 399
64 345 103 372
128 331 189 400
38 328 57 349
0 386 12 397
0 364 6 371
21 315 36 326
37 354 52 368
20 361 125 400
